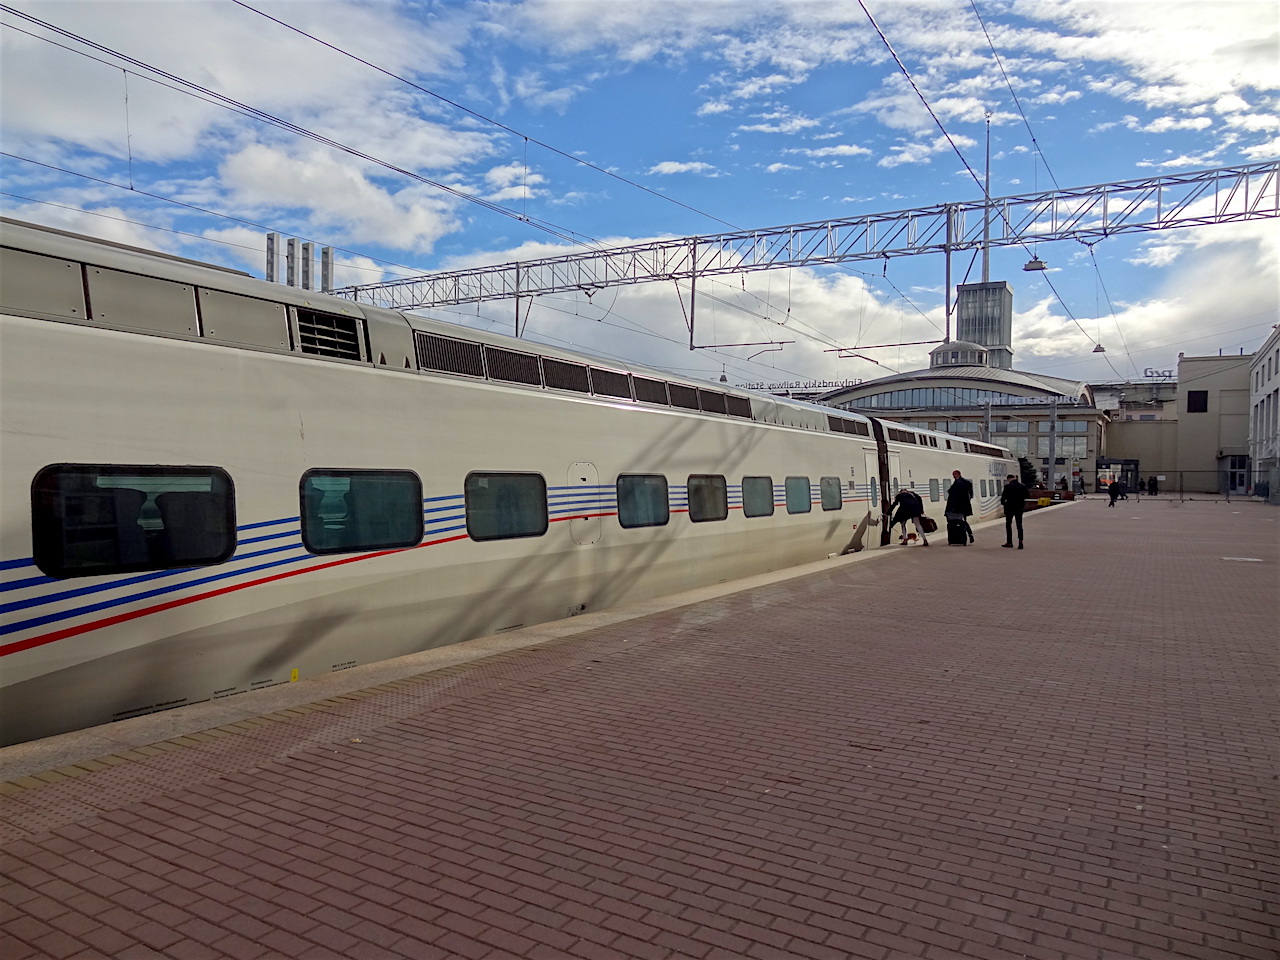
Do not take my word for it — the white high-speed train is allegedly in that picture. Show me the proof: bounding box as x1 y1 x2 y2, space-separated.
0 218 1014 746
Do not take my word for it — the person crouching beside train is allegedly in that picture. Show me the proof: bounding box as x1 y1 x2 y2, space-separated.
890 487 929 546
1000 473 1028 550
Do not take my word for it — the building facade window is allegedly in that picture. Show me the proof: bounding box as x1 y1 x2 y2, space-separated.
1187 390 1209 413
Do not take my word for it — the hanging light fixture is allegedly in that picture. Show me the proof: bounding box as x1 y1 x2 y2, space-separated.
1092 343 1106 353
1023 257 1047 271
719 365 728 383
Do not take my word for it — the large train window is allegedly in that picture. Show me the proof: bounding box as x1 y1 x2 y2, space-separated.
617 475 669 528
820 477 843 511
32 464 236 578
301 469 423 554
465 473 548 540
687 475 727 522
785 476 812 514
742 476 774 517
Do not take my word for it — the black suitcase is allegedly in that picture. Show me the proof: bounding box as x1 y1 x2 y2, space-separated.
947 518 968 545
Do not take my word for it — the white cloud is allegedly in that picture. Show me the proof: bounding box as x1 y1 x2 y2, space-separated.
766 163 800 173
738 112 823 135
647 161 720 176
790 144 872 158
218 144 461 253
697 100 732 116
878 134 976 169
1241 136 1280 159
1142 116 1214 133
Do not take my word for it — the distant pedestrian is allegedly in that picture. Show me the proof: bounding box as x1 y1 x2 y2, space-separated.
1001 474 1028 549
1118 480 1129 500
1108 480 1119 507
945 469 975 544
890 487 930 546
1138 479 1147 494
1148 476 1159 496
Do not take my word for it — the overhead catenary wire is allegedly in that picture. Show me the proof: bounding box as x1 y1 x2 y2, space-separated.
0 153 420 278
227 0 742 233
0 4 599 249
858 0 1122 361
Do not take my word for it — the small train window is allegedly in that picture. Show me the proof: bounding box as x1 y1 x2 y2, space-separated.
741 476 774 517
687 475 728 522
465 473 548 541
301 469 423 555
32 464 236 578
785 476 812 514
820 477 842 511
617 475 669 528
929 479 941 502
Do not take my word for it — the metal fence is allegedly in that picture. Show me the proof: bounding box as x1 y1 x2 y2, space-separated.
1092 471 1271 502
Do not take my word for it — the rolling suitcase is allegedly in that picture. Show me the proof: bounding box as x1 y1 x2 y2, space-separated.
946 517 968 545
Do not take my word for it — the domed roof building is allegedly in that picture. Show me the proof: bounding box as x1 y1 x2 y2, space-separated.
817 336 1102 490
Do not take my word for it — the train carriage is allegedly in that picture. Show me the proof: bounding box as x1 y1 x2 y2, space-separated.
0 218 1014 746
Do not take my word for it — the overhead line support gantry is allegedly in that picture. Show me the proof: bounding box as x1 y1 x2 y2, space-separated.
334 161 1279 314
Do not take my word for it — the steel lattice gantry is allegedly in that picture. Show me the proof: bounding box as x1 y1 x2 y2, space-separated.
335 160 1280 310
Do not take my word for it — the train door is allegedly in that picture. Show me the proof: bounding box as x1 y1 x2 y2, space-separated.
889 454 901 495
568 462 602 545
863 451 880 508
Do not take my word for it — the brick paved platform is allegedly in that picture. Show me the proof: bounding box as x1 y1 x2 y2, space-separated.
1 498 1277 960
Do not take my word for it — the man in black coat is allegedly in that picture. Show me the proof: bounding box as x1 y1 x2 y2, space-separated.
945 469 975 544
1000 474 1029 549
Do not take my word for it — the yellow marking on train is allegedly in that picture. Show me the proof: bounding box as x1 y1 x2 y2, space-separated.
291 669 299 682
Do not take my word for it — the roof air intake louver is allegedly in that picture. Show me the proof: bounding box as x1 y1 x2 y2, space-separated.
590 367 632 399
485 346 542 385
668 384 699 410
633 377 669 405
543 358 591 393
296 309 362 360
415 332 485 377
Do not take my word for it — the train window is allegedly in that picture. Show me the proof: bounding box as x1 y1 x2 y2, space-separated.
687 475 727 522
929 479 940 501
617 475 669 528
465 473 548 541
742 476 774 517
820 477 843 511
301 470 422 554
785 476 812 514
32 464 236 578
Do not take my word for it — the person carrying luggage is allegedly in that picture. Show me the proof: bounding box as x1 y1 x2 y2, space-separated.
944 470 975 545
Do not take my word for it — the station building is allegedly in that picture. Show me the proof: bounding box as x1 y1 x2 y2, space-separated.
817 341 1104 491
1249 325 1280 502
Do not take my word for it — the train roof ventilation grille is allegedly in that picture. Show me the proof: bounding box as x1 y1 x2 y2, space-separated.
485 346 542 385
725 395 753 419
297 309 362 360
668 383 700 410
416 332 485 377
543 358 591 393
590 367 633 400
633 377 669 405
698 389 728 415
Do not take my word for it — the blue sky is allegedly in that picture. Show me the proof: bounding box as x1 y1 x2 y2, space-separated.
2 0 1277 389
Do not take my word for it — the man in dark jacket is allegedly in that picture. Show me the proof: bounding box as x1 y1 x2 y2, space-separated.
1000 474 1029 549
890 487 929 545
945 469 975 544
